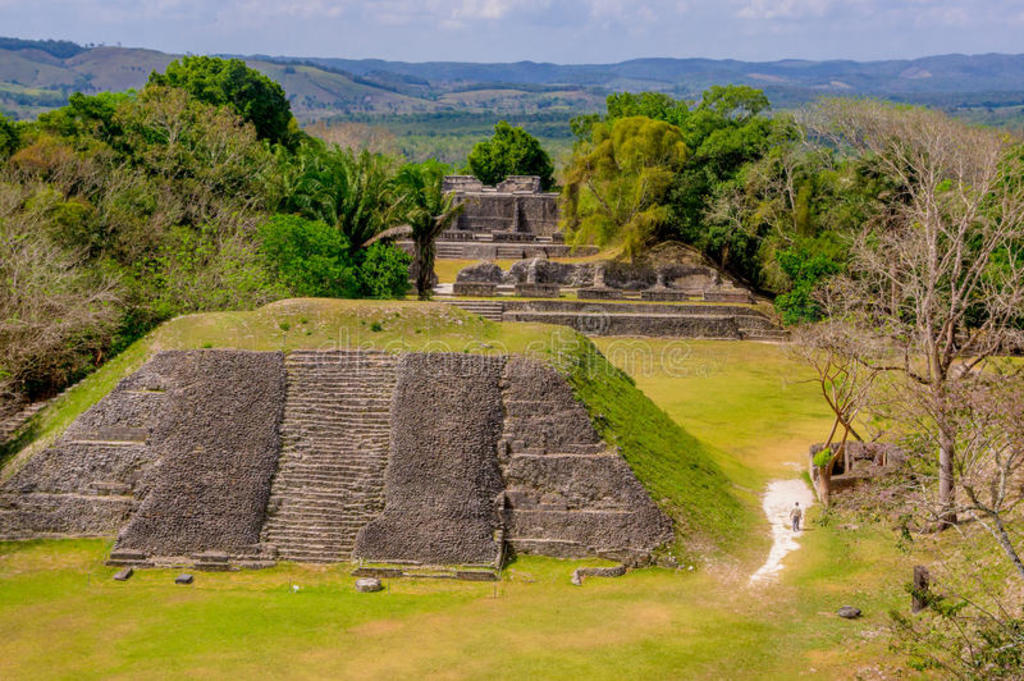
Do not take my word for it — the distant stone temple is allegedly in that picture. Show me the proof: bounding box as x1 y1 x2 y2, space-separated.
443 175 560 237
405 175 589 259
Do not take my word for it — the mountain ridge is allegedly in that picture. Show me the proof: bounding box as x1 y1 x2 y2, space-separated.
3 36 1024 125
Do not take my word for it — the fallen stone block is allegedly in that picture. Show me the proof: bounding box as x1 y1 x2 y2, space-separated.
175 574 194 585
355 578 384 593
113 567 133 581
571 564 627 585
837 605 862 619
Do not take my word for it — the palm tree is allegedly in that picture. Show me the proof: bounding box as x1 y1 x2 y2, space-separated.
279 141 402 255
395 160 463 299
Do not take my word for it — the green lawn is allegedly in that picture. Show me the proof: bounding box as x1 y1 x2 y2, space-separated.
0 309 925 680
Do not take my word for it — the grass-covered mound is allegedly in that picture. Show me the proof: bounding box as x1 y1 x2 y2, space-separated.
2 298 742 559
558 340 748 558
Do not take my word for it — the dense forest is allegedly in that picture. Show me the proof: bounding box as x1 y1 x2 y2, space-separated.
0 56 430 406
4 54 1024 409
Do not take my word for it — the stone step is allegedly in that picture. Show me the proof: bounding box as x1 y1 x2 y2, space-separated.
262 351 395 562
266 517 376 528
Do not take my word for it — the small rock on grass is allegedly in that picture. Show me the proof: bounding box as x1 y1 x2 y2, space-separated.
837 606 862 619
355 578 383 593
113 567 133 581
175 574 194 585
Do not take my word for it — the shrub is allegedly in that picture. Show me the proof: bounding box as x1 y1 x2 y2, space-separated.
358 242 410 299
773 246 842 325
258 214 357 298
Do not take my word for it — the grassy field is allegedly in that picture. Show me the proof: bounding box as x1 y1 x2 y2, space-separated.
0 306 925 680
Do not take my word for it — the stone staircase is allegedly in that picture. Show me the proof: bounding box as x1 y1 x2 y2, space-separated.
0 399 51 444
740 327 790 342
261 350 397 563
444 300 505 322
435 243 466 259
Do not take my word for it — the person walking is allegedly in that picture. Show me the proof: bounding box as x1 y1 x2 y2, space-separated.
789 502 803 532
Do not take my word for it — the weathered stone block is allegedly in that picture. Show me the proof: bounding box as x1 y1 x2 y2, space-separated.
355 578 384 593
514 283 560 298
641 290 697 302
577 288 624 300
703 290 753 304
453 282 498 297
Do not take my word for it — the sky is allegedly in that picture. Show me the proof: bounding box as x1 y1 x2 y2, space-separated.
3 0 1024 63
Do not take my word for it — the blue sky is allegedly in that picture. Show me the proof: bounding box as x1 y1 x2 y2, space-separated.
3 0 1024 63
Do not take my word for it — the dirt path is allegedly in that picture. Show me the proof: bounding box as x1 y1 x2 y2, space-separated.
749 478 815 585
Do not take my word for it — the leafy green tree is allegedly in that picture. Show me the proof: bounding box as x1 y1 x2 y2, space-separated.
773 244 842 325
0 113 19 159
606 91 691 128
562 116 688 259
258 214 357 298
466 121 554 189
358 242 410 299
395 160 463 299
149 56 295 146
37 91 135 146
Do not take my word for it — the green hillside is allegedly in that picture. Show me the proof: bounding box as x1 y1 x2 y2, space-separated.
2 298 747 559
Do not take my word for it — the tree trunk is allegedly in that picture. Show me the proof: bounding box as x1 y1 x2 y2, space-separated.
912 565 930 613
817 464 832 507
937 426 957 529
416 240 435 301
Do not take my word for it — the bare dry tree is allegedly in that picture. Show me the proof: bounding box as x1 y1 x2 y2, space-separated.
790 320 885 506
946 367 1024 579
809 98 1024 527
0 182 120 399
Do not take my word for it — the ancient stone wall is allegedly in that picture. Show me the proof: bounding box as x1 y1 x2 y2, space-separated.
0 351 285 550
497 176 542 192
112 351 285 557
354 354 507 565
446 175 560 236
442 175 484 193
2 349 674 567
498 358 672 564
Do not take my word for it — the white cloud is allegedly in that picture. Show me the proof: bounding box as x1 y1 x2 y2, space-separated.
3 0 1024 62
735 0 836 20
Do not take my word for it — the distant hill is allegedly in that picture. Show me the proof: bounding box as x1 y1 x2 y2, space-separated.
2 36 1023 133
296 53 1024 104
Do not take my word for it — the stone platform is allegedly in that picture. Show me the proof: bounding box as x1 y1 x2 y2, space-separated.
443 298 784 340
1 350 673 569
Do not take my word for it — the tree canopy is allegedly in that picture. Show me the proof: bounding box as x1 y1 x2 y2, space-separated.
466 120 554 189
562 116 688 259
148 56 295 146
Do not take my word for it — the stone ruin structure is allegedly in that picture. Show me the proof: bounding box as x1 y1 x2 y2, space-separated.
444 175 559 236
0 350 672 574
808 441 904 496
454 255 755 303
445 252 785 340
407 176 597 260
